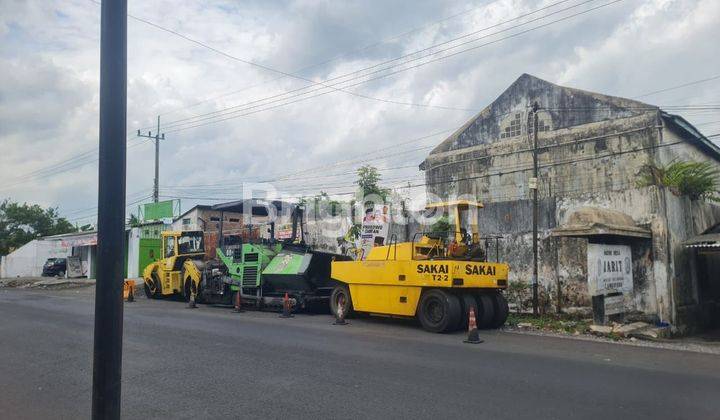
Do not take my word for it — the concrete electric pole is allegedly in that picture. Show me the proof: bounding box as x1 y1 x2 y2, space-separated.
137 116 164 202
530 102 540 316
92 0 126 418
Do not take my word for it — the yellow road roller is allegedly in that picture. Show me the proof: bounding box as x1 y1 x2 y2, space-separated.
330 200 509 333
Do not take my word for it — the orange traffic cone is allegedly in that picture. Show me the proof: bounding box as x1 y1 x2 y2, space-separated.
333 295 348 325
463 307 483 344
232 290 244 313
279 292 294 318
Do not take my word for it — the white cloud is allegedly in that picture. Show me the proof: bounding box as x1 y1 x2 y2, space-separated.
1 0 718 224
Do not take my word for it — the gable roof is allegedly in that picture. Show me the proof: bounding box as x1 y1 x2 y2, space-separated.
427 73 655 156
422 73 720 164
174 204 212 222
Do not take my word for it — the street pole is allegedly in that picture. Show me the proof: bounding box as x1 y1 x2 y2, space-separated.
531 102 539 316
92 0 126 418
137 116 164 203
154 116 160 202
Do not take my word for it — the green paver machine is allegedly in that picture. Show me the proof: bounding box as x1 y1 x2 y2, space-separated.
201 201 349 311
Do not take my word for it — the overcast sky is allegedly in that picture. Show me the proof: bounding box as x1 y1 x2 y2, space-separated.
1 0 718 225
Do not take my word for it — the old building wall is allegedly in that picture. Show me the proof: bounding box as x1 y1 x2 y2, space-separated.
424 112 659 203
557 187 662 316
663 191 720 333
419 74 720 330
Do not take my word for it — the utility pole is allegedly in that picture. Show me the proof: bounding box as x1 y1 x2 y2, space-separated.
137 116 164 202
92 0 126 419
530 102 540 316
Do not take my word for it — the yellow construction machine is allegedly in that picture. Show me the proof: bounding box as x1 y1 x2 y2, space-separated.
142 230 211 300
330 200 509 333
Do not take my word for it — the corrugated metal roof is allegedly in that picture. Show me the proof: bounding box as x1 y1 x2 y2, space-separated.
683 233 720 249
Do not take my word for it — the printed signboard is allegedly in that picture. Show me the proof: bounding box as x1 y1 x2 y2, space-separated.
142 200 176 222
358 204 391 260
603 294 625 315
66 255 84 278
587 243 633 296
60 233 97 248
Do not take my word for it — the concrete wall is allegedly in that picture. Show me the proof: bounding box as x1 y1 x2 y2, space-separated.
127 228 140 278
1 240 71 278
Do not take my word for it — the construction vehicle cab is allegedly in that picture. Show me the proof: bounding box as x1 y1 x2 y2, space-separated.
330 200 509 333
415 200 486 261
142 230 207 299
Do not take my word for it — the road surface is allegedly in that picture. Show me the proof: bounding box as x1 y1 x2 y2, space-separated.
1 287 719 419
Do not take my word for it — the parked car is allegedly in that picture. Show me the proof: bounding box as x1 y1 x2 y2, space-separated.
42 258 67 277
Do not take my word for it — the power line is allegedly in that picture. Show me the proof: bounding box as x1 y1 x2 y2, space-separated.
63 189 152 217
133 0 575 129
635 75 720 99
67 194 153 224
147 0 516 120
159 135 685 203
0 138 151 191
85 0 481 118
157 0 618 133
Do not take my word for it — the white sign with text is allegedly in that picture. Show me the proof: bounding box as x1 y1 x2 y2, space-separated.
587 243 633 296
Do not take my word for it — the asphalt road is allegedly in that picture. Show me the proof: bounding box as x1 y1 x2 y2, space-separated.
1 288 719 420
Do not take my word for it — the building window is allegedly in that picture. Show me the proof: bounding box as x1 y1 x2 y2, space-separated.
210 216 220 222
500 113 523 139
229 218 240 223
529 119 551 134
182 218 191 225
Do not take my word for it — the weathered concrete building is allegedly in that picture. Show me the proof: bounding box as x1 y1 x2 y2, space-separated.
420 74 720 333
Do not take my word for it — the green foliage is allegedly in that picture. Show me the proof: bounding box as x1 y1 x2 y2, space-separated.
429 216 451 234
0 199 76 255
356 165 390 202
348 223 361 239
127 213 141 227
311 191 343 217
638 160 720 201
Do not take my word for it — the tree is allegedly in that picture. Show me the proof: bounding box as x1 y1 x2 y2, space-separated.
638 160 720 201
311 191 342 217
356 165 390 202
429 216 451 234
0 199 76 255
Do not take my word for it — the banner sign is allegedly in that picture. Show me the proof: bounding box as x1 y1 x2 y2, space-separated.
587 243 633 296
66 255 84 278
60 233 98 248
143 200 175 222
358 204 391 260
274 223 294 240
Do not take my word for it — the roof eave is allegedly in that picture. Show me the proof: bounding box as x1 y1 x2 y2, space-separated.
661 112 720 161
